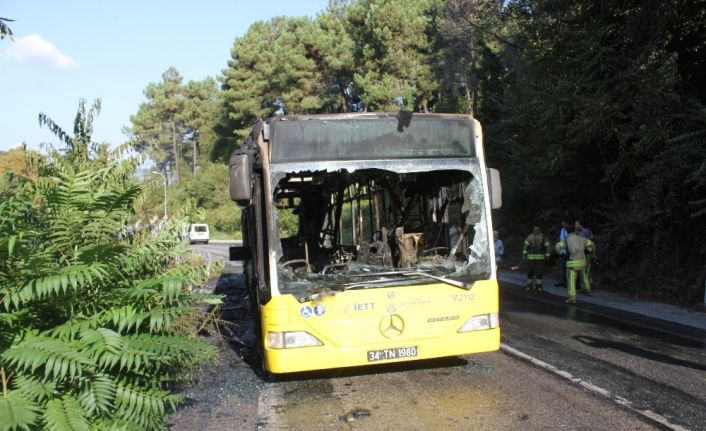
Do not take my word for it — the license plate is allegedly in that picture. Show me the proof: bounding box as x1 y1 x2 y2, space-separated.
367 346 418 362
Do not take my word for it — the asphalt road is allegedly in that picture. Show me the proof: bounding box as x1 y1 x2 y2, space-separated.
191 239 241 263
176 243 705 431
499 288 706 431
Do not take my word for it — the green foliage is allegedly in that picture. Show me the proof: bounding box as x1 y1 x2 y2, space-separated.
277 207 299 239
179 78 220 172
0 16 14 41
0 100 220 431
347 0 437 111
220 16 342 141
157 161 242 237
206 204 241 237
127 67 184 183
220 20 285 141
127 69 220 185
299 5 357 112
44 397 89 431
488 0 706 302
0 390 41 431
0 148 30 178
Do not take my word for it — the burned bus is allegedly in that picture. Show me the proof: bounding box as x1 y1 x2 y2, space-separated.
229 112 502 374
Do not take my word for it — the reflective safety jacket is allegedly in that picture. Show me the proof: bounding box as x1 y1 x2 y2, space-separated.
556 233 594 266
523 233 551 261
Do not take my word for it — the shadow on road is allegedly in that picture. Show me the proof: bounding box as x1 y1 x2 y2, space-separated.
209 269 264 374
573 335 706 371
269 356 471 383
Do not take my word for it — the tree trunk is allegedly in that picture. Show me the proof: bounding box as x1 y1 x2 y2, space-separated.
464 80 474 115
468 33 478 115
336 75 350 112
171 121 180 184
193 132 198 175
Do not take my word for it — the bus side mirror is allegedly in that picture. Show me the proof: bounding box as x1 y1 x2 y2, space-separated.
488 168 502 209
229 153 252 207
230 246 251 261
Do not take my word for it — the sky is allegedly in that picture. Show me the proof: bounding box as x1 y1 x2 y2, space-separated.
0 0 330 152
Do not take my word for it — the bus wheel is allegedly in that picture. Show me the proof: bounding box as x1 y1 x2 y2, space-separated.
261 357 275 382
251 303 275 381
258 347 277 382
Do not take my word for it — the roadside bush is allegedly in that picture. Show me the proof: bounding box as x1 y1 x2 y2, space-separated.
206 203 241 237
0 100 221 431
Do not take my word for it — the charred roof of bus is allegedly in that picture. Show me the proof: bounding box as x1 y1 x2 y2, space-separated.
267 112 477 164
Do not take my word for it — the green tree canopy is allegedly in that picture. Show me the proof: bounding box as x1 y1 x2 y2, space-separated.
347 0 437 111
127 67 185 183
0 147 29 178
179 77 220 173
489 0 706 301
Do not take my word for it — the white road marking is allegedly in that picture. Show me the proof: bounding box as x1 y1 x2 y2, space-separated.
256 383 289 431
501 343 691 431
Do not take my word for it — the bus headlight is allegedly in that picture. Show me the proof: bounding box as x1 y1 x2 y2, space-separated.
458 313 500 332
267 331 323 349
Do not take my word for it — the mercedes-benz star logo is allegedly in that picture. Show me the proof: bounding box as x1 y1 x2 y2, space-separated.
379 314 405 338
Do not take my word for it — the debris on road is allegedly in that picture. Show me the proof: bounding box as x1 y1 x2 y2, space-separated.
339 408 372 423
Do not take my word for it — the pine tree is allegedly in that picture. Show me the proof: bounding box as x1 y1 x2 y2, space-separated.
221 20 283 141
347 0 437 111
127 67 185 184
179 78 220 173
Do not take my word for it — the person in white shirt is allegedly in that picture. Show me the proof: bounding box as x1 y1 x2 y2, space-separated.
493 230 504 267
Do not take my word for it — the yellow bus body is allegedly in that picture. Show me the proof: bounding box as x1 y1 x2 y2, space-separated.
262 279 499 374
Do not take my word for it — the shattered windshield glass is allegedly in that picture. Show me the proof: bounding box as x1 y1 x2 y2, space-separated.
270 161 491 299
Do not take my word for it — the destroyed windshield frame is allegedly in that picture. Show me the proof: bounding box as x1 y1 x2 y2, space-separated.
267 158 493 297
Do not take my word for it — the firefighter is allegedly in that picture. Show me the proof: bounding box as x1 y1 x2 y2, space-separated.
522 225 551 292
556 230 595 304
574 220 595 287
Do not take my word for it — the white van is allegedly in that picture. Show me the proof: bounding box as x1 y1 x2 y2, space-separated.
188 223 210 244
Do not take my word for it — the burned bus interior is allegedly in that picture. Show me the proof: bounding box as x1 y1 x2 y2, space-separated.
272 166 491 294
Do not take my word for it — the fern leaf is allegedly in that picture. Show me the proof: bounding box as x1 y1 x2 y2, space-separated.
116 346 155 373
11 374 56 403
80 328 123 356
90 418 141 431
124 334 217 366
46 316 101 342
8 263 109 310
104 306 148 334
43 396 89 431
0 391 41 431
148 306 195 332
114 380 181 427
2 336 91 381
7 235 17 258
74 244 127 265
79 328 124 370
187 293 224 305
77 374 115 415
160 277 182 302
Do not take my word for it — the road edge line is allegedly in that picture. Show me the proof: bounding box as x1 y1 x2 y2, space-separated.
500 343 690 431
257 383 287 431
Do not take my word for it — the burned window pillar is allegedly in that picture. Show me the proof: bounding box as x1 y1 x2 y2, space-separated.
462 164 490 266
